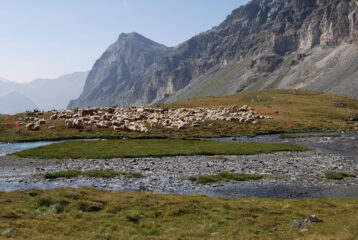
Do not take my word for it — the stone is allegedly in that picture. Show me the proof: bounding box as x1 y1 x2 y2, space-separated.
2 227 15 236
292 220 306 230
305 215 323 223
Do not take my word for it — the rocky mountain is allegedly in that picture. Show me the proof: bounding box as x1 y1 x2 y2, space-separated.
0 72 88 114
0 92 38 115
69 0 358 109
68 33 172 108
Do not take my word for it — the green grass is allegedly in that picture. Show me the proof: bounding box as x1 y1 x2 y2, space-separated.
12 139 309 159
0 188 357 239
43 170 143 179
324 172 356 180
1 90 357 142
189 172 263 184
280 134 342 139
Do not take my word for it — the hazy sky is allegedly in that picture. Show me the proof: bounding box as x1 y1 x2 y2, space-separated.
0 0 249 83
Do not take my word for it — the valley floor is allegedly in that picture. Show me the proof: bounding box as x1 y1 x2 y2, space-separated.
1 133 357 198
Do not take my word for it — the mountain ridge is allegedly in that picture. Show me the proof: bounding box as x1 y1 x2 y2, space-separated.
0 92 38 115
0 71 88 113
69 0 358 109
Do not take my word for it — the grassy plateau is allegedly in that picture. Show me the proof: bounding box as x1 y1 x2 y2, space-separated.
0 188 358 240
1 90 357 142
11 139 309 159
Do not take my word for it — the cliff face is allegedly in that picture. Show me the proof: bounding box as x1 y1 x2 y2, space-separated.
70 0 358 108
68 33 172 108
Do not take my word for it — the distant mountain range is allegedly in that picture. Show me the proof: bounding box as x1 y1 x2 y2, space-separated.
69 0 358 109
0 92 38 115
0 72 88 114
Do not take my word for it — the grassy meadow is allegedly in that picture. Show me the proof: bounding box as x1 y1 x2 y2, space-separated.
11 139 308 159
0 90 357 142
0 188 358 240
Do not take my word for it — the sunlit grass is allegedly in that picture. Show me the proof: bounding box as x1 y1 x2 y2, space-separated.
324 172 356 180
0 188 357 239
189 172 263 183
12 139 309 159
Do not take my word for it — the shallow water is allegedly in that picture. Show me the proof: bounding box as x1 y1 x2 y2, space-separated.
1 177 358 198
0 141 61 156
216 132 358 158
0 139 101 156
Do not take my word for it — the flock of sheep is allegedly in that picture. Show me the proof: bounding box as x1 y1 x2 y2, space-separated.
24 105 271 133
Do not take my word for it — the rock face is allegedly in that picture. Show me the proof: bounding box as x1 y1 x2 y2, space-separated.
68 33 172 108
69 0 358 109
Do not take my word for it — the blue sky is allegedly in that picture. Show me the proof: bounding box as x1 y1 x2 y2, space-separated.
0 0 249 82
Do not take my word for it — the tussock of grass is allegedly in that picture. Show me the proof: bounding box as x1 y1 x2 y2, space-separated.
12 139 309 159
324 172 356 180
43 170 142 179
189 172 263 183
280 134 342 139
0 188 358 239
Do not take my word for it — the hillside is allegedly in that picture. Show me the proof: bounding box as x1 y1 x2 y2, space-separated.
69 0 357 109
2 90 358 143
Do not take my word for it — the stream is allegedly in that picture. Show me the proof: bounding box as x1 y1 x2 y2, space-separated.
0 133 357 198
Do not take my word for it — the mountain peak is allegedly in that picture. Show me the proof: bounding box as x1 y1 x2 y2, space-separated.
69 0 358 109
117 32 152 42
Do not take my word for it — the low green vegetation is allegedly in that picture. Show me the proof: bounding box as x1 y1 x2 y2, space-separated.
0 188 357 239
324 172 356 180
1 90 357 142
12 139 309 159
280 134 342 139
189 172 263 184
43 170 143 179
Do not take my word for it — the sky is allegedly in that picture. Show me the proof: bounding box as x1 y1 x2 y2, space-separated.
0 0 249 83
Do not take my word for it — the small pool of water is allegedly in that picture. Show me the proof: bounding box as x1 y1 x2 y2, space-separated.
0 139 101 156
215 132 346 143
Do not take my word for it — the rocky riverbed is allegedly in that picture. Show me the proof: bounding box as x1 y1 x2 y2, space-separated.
0 133 357 198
